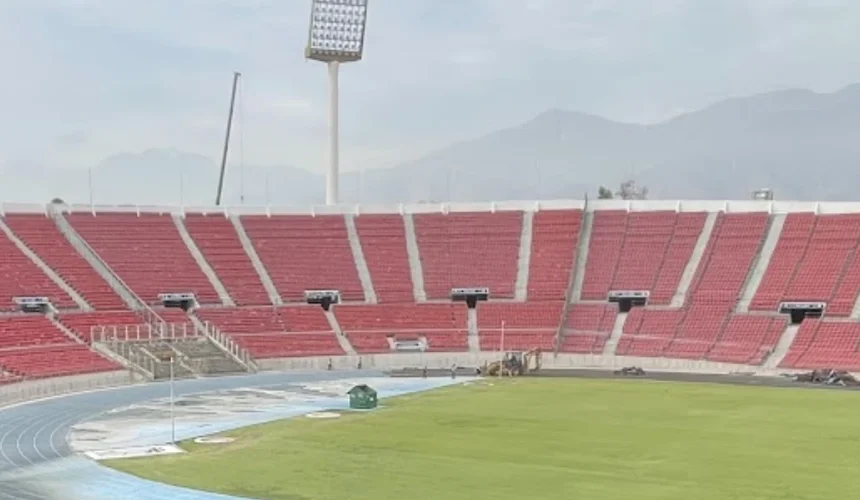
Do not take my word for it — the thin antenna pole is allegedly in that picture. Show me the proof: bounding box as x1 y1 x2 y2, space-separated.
238 77 245 204
88 168 94 207
216 71 241 206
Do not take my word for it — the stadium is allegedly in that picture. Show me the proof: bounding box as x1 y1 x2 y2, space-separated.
5 2 860 500
2 197 860 499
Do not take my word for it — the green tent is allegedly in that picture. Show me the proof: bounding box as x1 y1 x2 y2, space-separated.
347 384 378 410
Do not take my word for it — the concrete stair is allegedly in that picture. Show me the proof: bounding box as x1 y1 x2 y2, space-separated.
737 213 786 313
170 338 248 376
324 309 356 355
48 314 86 344
762 323 800 369
514 210 534 302
602 312 629 356
344 214 378 303
230 214 283 306
190 313 258 372
672 211 718 308
172 214 235 307
467 308 480 352
402 213 427 302
47 208 142 311
570 211 594 302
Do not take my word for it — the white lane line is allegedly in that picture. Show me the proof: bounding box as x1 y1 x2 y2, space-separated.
31 409 78 462
14 409 60 467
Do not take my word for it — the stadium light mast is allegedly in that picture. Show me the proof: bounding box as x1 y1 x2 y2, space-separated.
305 0 369 206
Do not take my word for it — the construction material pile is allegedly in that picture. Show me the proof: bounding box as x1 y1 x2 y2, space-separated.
614 366 646 376
793 369 860 386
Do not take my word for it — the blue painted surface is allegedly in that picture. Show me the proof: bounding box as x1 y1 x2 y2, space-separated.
0 371 466 500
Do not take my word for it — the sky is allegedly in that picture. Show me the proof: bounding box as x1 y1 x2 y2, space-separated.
3 0 860 177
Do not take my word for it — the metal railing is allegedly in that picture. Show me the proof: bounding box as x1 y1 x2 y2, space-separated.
199 321 258 372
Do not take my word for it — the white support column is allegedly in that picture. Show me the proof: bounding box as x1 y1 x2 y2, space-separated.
326 61 340 206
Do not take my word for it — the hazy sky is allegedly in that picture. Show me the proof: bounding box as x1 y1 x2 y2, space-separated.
3 0 860 175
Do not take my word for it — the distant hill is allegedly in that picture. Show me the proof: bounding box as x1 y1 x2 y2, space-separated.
6 84 860 205
360 84 860 203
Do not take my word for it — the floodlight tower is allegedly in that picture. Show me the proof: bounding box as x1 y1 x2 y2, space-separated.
305 0 369 206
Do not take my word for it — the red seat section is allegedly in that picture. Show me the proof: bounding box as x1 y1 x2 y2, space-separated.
0 344 118 378
780 320 860 370
616 308 684 357
581 211 705 304
0 315 119 378
184 214 271 306
663 306 729 359
707 316 787 365
354 214 414 303
66 213 220 305
241 215 363 302
560 304 618 354
751 213 816 311
196 306 342 358
0 316 72 349
477 302 562 351
651 213 706 304
686 213 769 307
617 213 771 360
0 219 75 311
527 210 581 300
784 215 860 308
753 214 860 314
4 214 124 310
830 247 860 315
334 304 468 352
414 212 522 300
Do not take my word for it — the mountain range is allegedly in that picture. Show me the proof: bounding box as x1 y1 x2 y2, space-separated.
5 84 860 206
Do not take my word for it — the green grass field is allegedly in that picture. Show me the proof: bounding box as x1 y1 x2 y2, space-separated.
107 378 860 500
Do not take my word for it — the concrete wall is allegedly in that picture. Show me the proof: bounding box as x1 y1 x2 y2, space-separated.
257 352 786 376
1 352 799 410
10 199 860 217
0 370 141 409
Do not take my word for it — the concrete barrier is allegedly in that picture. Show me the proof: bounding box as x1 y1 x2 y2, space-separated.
256 352 787 376
1 352 797 410
0 370 141 408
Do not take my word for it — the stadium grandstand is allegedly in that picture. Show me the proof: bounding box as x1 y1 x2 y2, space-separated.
1 197 860 386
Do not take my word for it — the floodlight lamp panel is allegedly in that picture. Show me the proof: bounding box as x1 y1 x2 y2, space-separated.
306 0 368 63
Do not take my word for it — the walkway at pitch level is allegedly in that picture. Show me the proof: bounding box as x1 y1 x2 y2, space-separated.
0 371 466 500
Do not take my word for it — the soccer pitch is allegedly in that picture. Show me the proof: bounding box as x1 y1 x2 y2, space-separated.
107 378 860 500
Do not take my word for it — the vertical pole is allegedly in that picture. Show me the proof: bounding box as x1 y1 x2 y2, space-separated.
326 61 340 206
498 320 505 379
169 356 175 444
216 71 241 206
179 168 184 208
265 172 270 206
88 168 94 207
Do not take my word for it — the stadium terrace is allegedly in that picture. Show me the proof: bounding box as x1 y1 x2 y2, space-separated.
0 198 859 393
